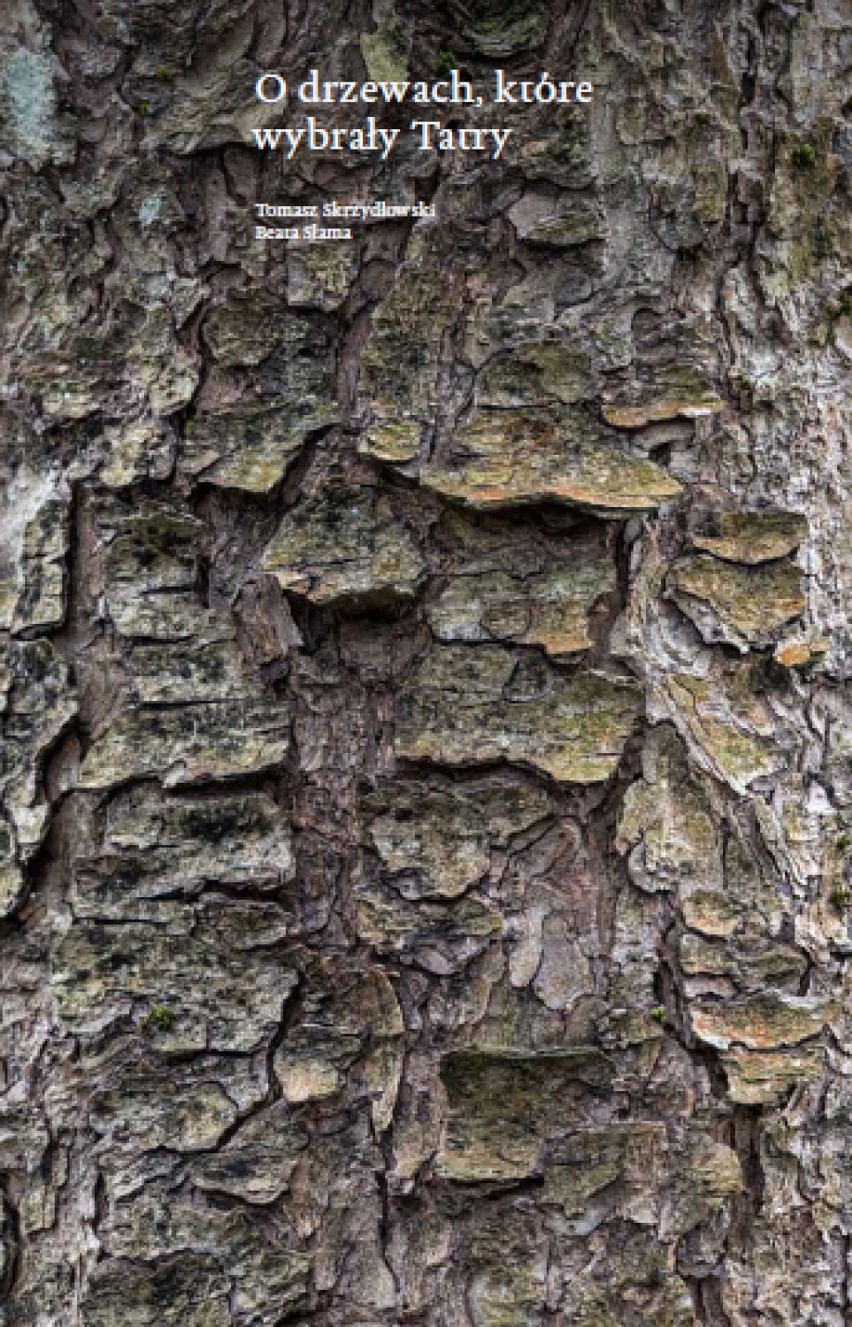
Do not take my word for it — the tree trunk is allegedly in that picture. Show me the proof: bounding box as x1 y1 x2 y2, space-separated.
1 1 850 1324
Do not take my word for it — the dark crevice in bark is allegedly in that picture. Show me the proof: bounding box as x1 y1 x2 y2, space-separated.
690 1271 735 1327
265 978 305 1105
728 1104 766 1253
0 1178 21 1300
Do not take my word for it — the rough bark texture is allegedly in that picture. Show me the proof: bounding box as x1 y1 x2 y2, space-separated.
1 2 851 1324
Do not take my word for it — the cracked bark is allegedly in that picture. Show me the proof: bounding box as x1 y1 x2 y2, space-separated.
1 1 850 1325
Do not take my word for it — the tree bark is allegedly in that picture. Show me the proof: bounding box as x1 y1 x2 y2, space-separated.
1 2 850 1324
